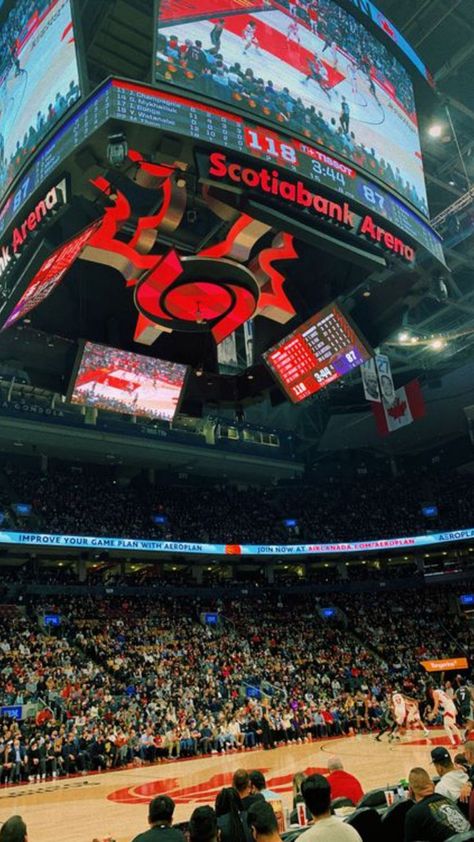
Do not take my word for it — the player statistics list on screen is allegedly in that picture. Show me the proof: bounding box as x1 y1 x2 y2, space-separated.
265 305 371 402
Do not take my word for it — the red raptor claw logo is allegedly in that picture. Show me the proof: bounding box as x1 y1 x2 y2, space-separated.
80 149 297 345
108 766 327 806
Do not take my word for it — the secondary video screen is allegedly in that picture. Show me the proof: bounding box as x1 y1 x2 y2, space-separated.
69 342 188 422
264 303 371 403
0 0 81 205
155 0 428 216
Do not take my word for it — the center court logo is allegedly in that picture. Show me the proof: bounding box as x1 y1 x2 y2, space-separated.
107 766 326 805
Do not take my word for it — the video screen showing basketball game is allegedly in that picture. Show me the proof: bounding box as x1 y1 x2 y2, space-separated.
69 342 188 422
155 0 428 216
264 303 371 403
0 0 81 205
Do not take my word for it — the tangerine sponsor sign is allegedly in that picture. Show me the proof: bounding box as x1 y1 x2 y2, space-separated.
421 658 468 672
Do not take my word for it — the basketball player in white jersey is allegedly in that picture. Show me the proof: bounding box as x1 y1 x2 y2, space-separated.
405 696 430 738
392 692 406 724
349 62 358 96
242 21 260 55
427 685 462 745
286 18 300 44
389 691 429 742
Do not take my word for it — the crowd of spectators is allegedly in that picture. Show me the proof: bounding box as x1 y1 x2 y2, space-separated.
0 582 470 786
0 0 80 200
0 0 51 80
156 0 427 214
4 462 474 544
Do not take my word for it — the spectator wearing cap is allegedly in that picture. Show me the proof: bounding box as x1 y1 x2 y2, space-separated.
131 796 185 842
0 816 27 842
325 756 364 805
405 767 470 842
298 774 362 841
249 771 279 801
431 747 468 801
247 800 282 842
189 806 219 842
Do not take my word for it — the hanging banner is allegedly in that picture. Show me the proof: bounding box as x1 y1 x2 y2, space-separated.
373 378 426 436
244 319 254 367
375 353 396 405
361 358 381 402
217 330 238 369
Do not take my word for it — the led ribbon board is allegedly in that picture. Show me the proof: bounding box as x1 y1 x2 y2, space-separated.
0 526 473 555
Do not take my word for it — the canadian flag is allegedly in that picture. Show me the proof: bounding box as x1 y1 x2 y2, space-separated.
372 379 425 436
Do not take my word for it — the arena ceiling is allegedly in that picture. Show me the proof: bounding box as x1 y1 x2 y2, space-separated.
0 0 473 463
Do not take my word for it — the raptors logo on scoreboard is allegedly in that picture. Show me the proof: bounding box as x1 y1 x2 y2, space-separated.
79 148 297 345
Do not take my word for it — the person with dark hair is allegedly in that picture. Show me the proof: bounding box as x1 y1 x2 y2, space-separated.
210 19 225 50
247 800 282 842
339 96 350 135
215 787 250 842
455 677 474 739
0 816 27 842
233 769 263 810
189 806 219 842
299 774 362 841
131 795 185 842
249 771 278 801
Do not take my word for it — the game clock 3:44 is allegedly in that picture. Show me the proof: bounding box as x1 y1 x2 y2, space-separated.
310 159 346 189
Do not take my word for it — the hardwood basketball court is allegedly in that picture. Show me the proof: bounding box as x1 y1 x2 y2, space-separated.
0 730 453 842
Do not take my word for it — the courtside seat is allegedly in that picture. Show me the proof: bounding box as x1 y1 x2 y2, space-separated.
357 788 387 808
344 807 382 842
331 796 355 810
380 799 413 842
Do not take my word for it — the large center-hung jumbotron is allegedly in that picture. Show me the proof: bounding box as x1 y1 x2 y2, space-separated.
0 0 445 418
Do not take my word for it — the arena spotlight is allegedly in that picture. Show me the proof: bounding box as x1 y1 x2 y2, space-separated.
430 337 446 351
428 123 443 138
398 331 410 342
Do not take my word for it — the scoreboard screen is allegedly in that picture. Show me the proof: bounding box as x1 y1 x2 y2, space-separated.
0 81 444 268
264 303 371 403
155 0 428 217
69 341 188 422
0 0 81 206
